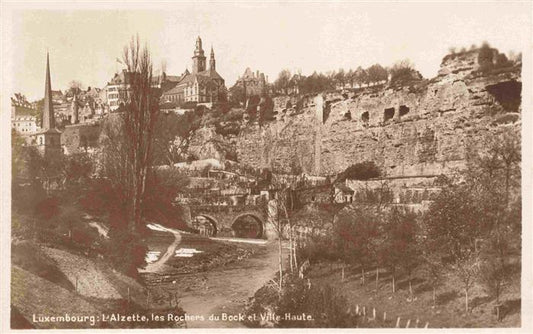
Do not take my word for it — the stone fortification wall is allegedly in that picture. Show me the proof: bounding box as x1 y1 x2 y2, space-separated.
235 49 521 178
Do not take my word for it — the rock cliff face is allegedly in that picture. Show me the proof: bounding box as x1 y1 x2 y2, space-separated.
233 49 521 177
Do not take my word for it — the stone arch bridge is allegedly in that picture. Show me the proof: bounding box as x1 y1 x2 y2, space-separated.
188 204 275 239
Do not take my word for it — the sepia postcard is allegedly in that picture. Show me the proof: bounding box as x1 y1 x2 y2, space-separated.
1 1 532 332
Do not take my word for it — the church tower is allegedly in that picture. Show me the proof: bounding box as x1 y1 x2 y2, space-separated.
192 36 206 73
71 93 79 124
34 53 62 159
209 46 216 71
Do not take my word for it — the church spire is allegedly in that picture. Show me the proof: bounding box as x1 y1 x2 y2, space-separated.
209 46 216 71
42 52 55 130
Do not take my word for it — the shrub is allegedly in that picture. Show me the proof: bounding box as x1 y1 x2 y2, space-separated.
390 59 423 84
105 228 148 278
246 275 360 328
278 279 359 328
478 42 494 72
34 197 61 222
333 206 381 276
297 235 339 264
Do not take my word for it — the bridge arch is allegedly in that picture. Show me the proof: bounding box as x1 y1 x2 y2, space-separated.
192 214 219 237
231 212 265 239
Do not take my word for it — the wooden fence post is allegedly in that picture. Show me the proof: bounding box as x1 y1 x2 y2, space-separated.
395 317 401 328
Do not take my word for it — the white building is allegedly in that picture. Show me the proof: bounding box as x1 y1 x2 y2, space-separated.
11 103 38 135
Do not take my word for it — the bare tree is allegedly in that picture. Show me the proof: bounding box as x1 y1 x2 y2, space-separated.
454 250 480 314
121 35 160 232
267 194 285 293
278 187 298 273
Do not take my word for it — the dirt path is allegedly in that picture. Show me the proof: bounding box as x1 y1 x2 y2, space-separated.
140 225 182 273
177 241 286 328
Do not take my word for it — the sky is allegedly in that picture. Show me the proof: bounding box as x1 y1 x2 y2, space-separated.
3 1 531 100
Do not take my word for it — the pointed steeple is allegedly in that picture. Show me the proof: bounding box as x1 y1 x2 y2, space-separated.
209 46 216 71
42 52 55 130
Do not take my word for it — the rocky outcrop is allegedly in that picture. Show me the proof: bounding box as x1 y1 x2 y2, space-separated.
183 49 520 178
235 49 521 177
187 126 238 161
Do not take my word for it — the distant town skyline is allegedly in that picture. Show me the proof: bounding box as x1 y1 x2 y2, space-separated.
3 1 530 100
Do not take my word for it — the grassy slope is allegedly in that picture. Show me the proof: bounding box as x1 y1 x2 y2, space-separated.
11 240 160 329
11 266 102 329
12 241 74 291
307 262 520 328
41 246 122 299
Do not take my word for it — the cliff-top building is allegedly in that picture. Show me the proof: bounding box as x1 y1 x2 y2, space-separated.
161 36 226 104
11 99 38 136
233 68 268 97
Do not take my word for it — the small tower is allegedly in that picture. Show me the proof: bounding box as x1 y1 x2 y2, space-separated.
71 93 79 124
209 46 216 71
192 36 206 73
34 52 62 159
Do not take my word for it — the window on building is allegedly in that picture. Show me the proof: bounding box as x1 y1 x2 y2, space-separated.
384 107 395 122
399 105 410 117
361 111 369 123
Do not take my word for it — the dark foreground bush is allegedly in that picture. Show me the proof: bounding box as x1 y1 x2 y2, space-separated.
297 235 340 264
245 274 359 328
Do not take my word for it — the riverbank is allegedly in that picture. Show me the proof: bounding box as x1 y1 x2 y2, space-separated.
144 240 287 328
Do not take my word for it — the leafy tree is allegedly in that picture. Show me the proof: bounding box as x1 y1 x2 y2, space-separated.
367 64 388 85
274 69 292 95
421 252 445 308
479 228 515 308
11 129 27 181
63 153 93 186
424 182 480 262
424 126 521 314
346 69 355 88
333 207 380 285
142 168 190 229
354 66 368 87
389 59 422 84
152 111 201 166
11 93 32 106
378 207 420 294
334 69 346 88
478 42 494 72
453 249 480 314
